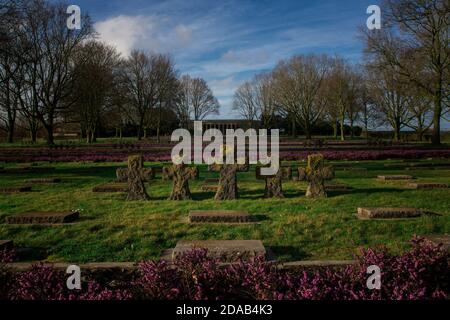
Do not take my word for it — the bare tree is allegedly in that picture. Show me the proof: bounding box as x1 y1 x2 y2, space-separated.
176 74 219 128
368 65 412 141
119 50 158 140
405 88 434 141
153 54 178 142
362 0 450 144
254 73 276 129
233 81 258 126
233 73 276 129
16 0 94 145
272 54 331 139
68 41 121 143
172 75 190 128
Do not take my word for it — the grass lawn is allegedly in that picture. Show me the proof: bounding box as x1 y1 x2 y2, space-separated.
0 159 449 263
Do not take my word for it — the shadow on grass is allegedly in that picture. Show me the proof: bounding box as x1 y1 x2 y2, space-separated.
270 245 311 261
16 247 48 261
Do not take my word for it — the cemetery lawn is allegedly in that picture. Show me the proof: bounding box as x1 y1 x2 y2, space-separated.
0 159 449 263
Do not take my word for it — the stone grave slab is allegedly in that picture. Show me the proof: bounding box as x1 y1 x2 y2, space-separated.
337 167 368 172
172 240 266 262
0 240 13 250
377 175 413 181
424 235 450 252
189 210 251 223
407 183 449 190
5 211 79 224
25 178 61 184
92 183 128 193
405 167 435 171
0 186 32 193
357 207 438 220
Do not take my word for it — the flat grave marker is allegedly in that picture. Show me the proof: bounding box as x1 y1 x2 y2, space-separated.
406 183 449 190
357 207 439 220
172 240 266 262
0 186 32 193
25 178 61 184
425 235 450 252
377 175 413 181
189 210 251 223
5 211 80 225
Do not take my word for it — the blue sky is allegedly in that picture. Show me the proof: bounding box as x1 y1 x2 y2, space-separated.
68 0 381 119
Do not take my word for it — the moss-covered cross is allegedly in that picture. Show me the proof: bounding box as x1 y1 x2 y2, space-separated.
298 154 334 198
162 164 199 200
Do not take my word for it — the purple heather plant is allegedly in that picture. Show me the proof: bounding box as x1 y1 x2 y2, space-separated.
8 263 132 300
1 237 449 300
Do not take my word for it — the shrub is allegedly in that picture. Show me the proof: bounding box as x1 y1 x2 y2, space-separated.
134 237 449 300
7 263 131 300
2 237 449 300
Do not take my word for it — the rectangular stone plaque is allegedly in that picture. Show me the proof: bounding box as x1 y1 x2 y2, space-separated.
407 183 449 190
0 186 32 193
357 207 436 219
5 211 79 224
25 178 61 184
325 184 352 192
189 210 250 223
172 240 266 262
377 175 413 181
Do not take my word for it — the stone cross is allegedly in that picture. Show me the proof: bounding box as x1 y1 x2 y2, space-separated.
256 166 292 198
298 154 334 198
162 164 199 200
126 155 150 201
116 167 155 182
209 162 249 200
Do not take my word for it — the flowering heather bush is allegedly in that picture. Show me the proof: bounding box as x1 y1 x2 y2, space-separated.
135 237 449 300
0 143 449 162
6 263 131 300
1 238 449 300
0 248 16 299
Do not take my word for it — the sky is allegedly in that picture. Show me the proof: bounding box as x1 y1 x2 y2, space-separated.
66 0 381 119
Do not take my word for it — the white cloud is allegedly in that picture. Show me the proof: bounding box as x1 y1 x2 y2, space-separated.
175 24 194 45
94 15 155 57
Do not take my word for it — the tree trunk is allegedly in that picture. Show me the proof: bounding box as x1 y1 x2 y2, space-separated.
340 119 345 141
394 121 401 141
333 121 338 139
350 119 354 139
7 125 14 143
46 125 54 145
291 119 296 138
305 121 312 140
30 128 37 143
431 91 441 145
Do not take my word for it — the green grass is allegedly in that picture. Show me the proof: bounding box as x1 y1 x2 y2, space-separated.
0 159 449 263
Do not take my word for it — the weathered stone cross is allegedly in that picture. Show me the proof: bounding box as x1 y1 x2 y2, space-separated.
298 154 334 198
256 166 292 198
126 155 150 201
116 166 155 183
209 162 249 200
162 164 199 200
